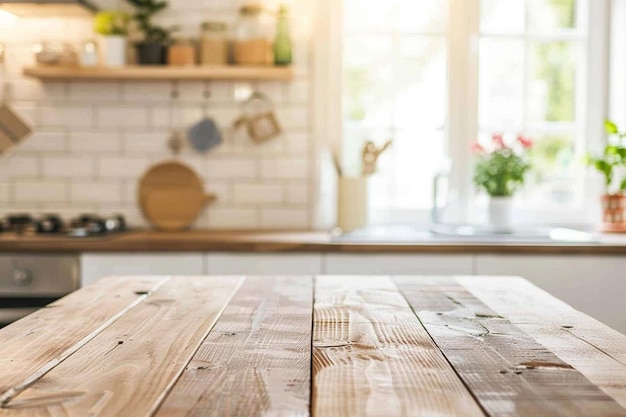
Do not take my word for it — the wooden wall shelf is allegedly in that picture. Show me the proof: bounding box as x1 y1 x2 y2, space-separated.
23 65 294 82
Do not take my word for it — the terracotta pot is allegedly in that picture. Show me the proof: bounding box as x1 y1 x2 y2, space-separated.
600 193 626 233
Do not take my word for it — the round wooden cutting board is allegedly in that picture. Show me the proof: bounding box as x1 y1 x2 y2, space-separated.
138 161 216 231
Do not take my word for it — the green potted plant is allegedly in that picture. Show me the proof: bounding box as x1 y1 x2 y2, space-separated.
472 134 533 231
585 120 626 232
94 11 129 67
125 0 173 65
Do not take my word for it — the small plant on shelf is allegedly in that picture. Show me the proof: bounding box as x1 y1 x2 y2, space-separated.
585 120 626 231
125 0 177 65
93 11 130 67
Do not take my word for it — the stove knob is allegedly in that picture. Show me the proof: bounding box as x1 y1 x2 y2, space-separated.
12 269 32 287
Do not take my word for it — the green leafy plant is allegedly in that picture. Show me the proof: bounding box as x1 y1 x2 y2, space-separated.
472 134 533 197
94 11 129 36
585 120 626 194
124 0 175 43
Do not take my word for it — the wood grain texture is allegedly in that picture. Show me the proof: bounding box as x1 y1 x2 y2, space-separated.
156 276 313 417
3 230 626 254
23 65 294 81
0 276 242 417
458 276 626 409
395 276 626 417
0 276 167 404
312 276 486 417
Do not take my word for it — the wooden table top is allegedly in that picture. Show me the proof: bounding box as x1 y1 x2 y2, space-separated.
1 275 626 417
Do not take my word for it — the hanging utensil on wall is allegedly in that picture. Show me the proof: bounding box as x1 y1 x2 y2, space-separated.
0 43 32 155
188 81 222 153
233 90 282 143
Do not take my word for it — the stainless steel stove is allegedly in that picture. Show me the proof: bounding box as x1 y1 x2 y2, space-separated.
0 213 127 237
0 213 128 327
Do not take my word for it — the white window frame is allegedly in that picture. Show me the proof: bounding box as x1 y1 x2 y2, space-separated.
314 0 610 227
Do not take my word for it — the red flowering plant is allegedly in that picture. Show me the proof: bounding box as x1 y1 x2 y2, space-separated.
472 134 533 197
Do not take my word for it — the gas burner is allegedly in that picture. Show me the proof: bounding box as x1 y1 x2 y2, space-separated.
0 214 128 237
68 214 127 237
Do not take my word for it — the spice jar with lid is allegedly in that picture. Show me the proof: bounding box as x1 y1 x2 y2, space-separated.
233 4 273 66
168 39 196 67
200 22 229 66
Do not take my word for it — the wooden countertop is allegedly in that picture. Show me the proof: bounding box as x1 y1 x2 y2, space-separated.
1 229 626 254
1 275 626 416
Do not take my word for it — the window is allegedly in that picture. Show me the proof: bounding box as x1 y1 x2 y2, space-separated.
335 0 608 225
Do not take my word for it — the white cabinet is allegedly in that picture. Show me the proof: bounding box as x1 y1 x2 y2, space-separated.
80 253 205 287
323 254 474 275
206 253 323 275
475 255 626 334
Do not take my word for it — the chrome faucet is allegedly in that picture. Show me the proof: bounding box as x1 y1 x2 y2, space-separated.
431 161 452 225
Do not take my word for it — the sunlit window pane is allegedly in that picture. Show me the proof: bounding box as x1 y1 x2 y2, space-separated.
344 0 395 33
396 0 447 33
479 39 525 128
343 36 394 127
527 0 578 32
528 41 578 123
343 0 448 212
371 129 446 209
480 0 525 34
394 38 446 129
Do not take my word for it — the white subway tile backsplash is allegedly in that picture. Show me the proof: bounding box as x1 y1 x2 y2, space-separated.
0 155 39 178
42 156 94 178
69 132 121 153
14 181 67 203
278 106 309 129
71 182 122 204
97 106 149 129
260 208 309 229
287 182 310 205
41 105 94 128
99 157 152 178
69 82 121 103
2 3 314 230
206 157 257 179
19 130 66 152
284 131 310 155
0 183 10 201
233 183 284 204
260 157 308 179
208 206 258 229
123 82 173 103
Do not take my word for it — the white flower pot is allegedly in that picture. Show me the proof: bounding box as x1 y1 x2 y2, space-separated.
488 197 513 232
99 35 127 67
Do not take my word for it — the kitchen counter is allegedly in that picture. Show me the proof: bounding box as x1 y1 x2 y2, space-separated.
2 275 626 416
2 229 626 254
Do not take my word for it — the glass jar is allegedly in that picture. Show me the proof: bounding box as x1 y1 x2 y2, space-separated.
200 21 228 66
233 4 273 66
168 39 196 67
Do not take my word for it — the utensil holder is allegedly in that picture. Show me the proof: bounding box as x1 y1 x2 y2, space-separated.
337 177 368 232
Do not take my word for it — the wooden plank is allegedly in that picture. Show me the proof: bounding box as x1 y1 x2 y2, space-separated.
0 276 168 403
395 276 626 417
155 276 313 417
312 276 485 417
458 275 626 409
23 66 294 82
0 276 242 417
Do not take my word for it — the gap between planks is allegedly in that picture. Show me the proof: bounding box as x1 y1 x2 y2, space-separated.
0 276 170 405
395 276 626 417
0 276 243 417
312 275 486 417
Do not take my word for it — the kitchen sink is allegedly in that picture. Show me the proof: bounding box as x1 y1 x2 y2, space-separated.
334 224 598 243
